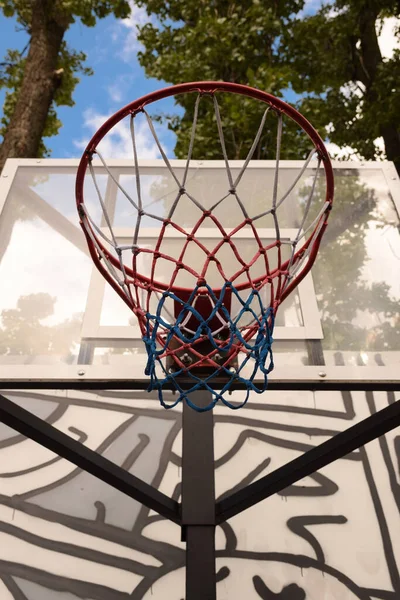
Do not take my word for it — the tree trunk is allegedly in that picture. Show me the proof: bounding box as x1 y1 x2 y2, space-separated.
357 4 400 176
381 125 400 176
0 0 68 173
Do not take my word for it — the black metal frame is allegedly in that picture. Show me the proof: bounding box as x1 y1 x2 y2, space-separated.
1 379 399 391
0 386 399 599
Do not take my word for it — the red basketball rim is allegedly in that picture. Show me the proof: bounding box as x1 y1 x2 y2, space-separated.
76 81 334 300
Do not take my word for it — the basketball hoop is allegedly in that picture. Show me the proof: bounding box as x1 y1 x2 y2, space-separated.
76 82 334 411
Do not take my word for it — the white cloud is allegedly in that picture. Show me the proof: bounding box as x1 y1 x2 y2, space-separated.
106 74 134 105
113 1 153 61
74 108 166 159
377 17 400 60
107 82 123 104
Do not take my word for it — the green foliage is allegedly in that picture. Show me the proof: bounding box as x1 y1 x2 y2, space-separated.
0 0 131 29
311 172 400 351
281 1 400 162
136 0 306 159
0 293 81 357
0 0 131 154
136 0 399 164
0 43 92 156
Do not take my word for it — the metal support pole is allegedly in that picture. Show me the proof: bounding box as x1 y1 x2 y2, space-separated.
182 390 216 600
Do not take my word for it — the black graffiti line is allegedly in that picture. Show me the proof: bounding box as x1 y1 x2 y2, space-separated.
172 481 182 502
214 428 360 471
0 427 87 478
0 493 165 560
363 587 398 599
0 402 66 450
360 444 400 593
395 436 400 482
218 521 238 552
1 574 29 600
18 414 139 500
215 551 372 600
1 456 60 479
94 500 106 523
280 470 338 497
0 519 156 578
0 560 129 600
121 433 150 471
216 565 230 582
214 414 351 440
253 575 306 599
1 389 180 420
130 562 185 600
218 458 272 502
233 397 355 420
287 515 348 563
170 451 181 467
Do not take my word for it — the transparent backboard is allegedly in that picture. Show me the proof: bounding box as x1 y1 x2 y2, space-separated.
0 158 399 384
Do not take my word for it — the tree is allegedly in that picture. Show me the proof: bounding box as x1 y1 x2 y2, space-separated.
0 293 82 359
0 0 131 172
136 0 399 173
281 0 400 175
136 0 307 160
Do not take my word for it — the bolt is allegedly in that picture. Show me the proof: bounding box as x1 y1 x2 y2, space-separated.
318 371 326 378
181 353 192 366
228 366 237 374
78 370 85 376
2 174 8 178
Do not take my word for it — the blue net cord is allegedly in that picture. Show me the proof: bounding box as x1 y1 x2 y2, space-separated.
143 282 274 411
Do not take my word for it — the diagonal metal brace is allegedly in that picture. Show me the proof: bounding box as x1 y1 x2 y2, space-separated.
0 393 180 525
216 399 400 524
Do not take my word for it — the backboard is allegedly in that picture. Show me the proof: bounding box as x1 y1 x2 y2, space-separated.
0 158 399 599
0 158 399 387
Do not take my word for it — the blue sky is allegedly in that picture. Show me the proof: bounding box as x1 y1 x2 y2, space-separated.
0 3 178 158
